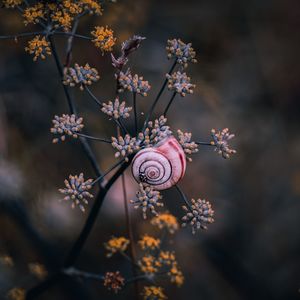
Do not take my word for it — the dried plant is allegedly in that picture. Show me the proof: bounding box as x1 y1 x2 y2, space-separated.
1 1 236 299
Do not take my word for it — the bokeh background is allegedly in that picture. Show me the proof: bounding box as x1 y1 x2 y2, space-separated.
0 0 300 299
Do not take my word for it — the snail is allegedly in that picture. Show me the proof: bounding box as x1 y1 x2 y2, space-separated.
131 136 186 190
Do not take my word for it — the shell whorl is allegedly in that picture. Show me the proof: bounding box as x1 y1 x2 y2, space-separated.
131 136 186 190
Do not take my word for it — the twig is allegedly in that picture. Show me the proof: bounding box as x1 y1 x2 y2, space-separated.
84 85 103 106
143 60 177 130
163 92 176 117
55 31 93 40
195 141 214 146
175 185 192 210
0 31 44 40
63 267 104 281
76 133 111 143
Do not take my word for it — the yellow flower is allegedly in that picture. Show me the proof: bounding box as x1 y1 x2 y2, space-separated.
51 10 73 31
158 251 175 265
138 255 162 274
104 236 129 257
151 213 179 234
3 0 22 8
28 262 48 280
138 235 161 250
168 263 184 287
91 26 116 54
63 0 83 15
79 0 103 15
6 288 25 300
25 36 51 61
142 286 167 300
23 3 45 26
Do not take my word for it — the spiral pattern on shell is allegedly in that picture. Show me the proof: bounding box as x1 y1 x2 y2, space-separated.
132 136 186 190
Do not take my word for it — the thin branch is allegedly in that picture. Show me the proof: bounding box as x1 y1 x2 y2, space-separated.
163 92 176 117
195 141 214 146
92 159 125 186
118 118 129 135
63 267 104 281
64 155 134 267
55 31 92 40
121 174 139 299
0 31 44 40
143 60 177 130
84 85 103 106
175 184 192 210
76 133 111 143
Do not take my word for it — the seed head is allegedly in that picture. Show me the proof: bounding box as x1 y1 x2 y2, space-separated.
166 71 195 97
177 130 198 162
130 183 163 219
101 98 132 119
117 69 151 96
111 134 140 161
50 114 84 143
58 173 93 212
63 63 100 90
166 38 197 68
182 198 214 233
211 128 236 159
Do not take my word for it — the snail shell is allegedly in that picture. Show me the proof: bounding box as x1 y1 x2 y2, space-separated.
131 136 186 190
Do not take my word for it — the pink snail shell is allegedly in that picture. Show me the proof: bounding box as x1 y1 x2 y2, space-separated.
131 136 186 190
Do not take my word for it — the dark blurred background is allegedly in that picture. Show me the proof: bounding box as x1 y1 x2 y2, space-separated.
0 0 300 299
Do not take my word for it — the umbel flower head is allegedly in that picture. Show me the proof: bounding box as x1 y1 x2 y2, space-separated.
130 183 164 219
58 173 93 212
6 287 26 300
103 271 125 294
151 213 179 234
166 38 197 68
101 98 132 119
50 114 84 143
182 198 214 233
28 262 48 280
138 235 161 250
211 128 236 159
139 116 172 147
63 63 100 90
138 255 162 274
117 69 151 96
91 26 116 54
166 71 195 97
142 286 167 300
104 236 130 257
23 3 45 26
3 0 23 8
25 36 51 61
111 134 140 161
177 130 198 162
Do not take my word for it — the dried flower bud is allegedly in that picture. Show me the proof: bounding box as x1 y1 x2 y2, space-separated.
103 271 125 293
177 130 198 162
63 63 100 90
166 38 197 68
166 71 195 97
130 183 163 219
117 69 151 96
111 134 140 161
211 128 236 159
58 173 93 212
139 115 172 147
121 35 146 57
101 98 132 119
182 198 214 233
50 114 84 143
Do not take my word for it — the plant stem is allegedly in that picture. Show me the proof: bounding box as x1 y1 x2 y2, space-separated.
84 85 103 106
63 267 104 281
0 31 44 40
55 31 92 40
195 141 214 146
76 133 111 143
92 159 125 185
163 92 177 117
143 60 176 130
175 184 192 210
121 174 140 299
